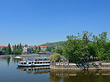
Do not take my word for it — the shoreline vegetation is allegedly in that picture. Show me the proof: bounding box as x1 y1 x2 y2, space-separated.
1 31 110 64
0 55 15 58
62 31 110 63
49 31 110 65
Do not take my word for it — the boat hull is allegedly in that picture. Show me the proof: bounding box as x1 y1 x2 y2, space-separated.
18 65 50 67
17 60 50 67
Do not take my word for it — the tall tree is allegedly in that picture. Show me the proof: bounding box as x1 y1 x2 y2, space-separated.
63 35 81 63
63 31 110 63
39 46 41 51
55 48 63 55
1 47 7 51
36 47 37 50
6 43 11 54
88 43 97 60
45 46 51 52
20 43 22 49
17 44 19 49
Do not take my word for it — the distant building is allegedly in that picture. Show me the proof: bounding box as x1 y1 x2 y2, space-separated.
40 46 47 52
0 46 7 51
48 46 53 51
31 45 37 50
12 44 28 52
23 47 32 53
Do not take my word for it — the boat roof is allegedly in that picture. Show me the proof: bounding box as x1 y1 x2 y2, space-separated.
19 60 50 62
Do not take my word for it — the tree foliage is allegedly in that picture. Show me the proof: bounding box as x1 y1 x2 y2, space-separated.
13 43 22 54
41 41 65 47
6 43 11 54
49 53 62 62
63 31 110 63
1 47 7 51
36 50 40 53
45 46 51 52
51 48 63 55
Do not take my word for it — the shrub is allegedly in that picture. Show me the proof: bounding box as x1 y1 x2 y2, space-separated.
36 50 40 54
49 53 62 62
104 57 110 62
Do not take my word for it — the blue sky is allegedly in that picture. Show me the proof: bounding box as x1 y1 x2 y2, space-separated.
0 0 110 46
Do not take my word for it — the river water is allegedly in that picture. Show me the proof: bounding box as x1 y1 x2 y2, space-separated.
0 57 110 82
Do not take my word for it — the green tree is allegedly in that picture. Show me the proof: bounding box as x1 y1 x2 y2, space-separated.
31 47 33 52
63 31 110 63
88 43 97 60
36 47 37 50
6 43 11 54
36 50 40 53
13 44 22 54
20 43 22 49
55 48 63 55
17 44 19 49
39 47 41 51
63 35 82 63
18 49 22 54
45 46 51 52
94 32 109 61
14 44 17 54
49 53 62 62
51 49 55 52
1 47 7 51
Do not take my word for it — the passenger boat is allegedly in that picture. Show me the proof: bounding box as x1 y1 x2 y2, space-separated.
17 58 50 67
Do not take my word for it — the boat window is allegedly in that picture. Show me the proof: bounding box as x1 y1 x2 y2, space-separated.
43 62 45 64
40 62 42 64
29 62 31 64
19 62 22 64
39 59 42 61
20 62 23 64
44 59 47 60
34 62 38 64
24 62 27 64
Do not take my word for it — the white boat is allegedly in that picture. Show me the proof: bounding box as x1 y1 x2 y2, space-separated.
17 58 50 67
14 56 21 58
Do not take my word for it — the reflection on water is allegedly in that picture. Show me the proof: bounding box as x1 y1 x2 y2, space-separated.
1 57 110 82
1 57 22 66
5 57 10 66
16 66 50 74
49 69 110 82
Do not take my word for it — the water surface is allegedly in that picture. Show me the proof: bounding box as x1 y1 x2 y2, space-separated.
0 57 110 82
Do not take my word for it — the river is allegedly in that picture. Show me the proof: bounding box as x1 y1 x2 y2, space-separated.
0 56 110 82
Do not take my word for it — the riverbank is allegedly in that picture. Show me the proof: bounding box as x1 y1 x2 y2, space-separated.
50 60 110 70
0 54 50 58
0 55 15 58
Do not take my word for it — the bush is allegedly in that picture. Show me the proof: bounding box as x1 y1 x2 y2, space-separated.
104 57 110 62
49 53 62 62
36 50 40 54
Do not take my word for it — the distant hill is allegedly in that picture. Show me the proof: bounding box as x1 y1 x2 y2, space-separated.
41 41 65 47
